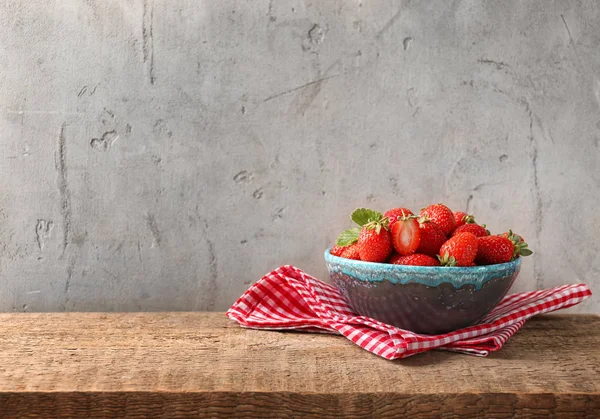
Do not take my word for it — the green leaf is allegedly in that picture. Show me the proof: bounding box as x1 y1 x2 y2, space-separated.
447 256 457 267
336 227 361 246
438 251 457 267
464 214 476 224
351 208 382 226
374 223 382 234
519 248 533 256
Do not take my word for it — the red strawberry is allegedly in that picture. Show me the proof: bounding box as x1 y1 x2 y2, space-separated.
416 216 447 257
391 214 421 256
420 204 456 236
477 231 532 265
453 211 475 228
475 236 514 265
383 207 414 230
452 223 489 238
390 253 440 266
330 245 345 257
340 243 361 260
357 226 393 263
334 208 394 262
388 252 400 264
500 230 525 242
438 232 478 266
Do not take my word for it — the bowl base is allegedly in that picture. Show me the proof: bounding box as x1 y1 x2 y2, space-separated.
332 272 517 335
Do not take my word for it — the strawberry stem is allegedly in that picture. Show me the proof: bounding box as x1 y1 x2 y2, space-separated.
463 214 476 224
505 230 533 259
438 251 457 267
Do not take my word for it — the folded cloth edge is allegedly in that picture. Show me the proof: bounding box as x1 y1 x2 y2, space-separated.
226 265 592 360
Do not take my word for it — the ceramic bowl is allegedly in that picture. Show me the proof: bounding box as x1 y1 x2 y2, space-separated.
324 249 521 334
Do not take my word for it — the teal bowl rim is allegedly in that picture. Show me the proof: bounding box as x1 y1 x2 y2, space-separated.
324 248 521 290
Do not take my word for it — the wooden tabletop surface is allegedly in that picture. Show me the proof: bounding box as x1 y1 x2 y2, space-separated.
0 312 598 418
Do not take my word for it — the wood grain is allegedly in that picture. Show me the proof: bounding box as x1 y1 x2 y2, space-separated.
0 313 598 418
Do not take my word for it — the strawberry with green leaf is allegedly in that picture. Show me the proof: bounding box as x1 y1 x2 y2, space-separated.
453 211 475 229
500 230 525 242
336 208 392 263
438 232 479 266
476 231 532 265
420 204 456 236
335 208 384 247
357 225 392 262
504 230 532 258
383 207 414 230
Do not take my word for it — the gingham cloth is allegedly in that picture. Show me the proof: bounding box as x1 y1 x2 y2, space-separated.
227 265 592 360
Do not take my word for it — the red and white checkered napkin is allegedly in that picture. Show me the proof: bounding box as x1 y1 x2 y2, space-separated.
227 265 592 360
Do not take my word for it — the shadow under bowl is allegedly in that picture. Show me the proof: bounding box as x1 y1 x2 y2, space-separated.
324 249 521 335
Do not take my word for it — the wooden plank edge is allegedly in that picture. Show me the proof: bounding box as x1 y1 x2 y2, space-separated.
1 391 598 418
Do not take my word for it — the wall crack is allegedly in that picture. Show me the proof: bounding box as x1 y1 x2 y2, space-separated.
56 123 71 258
142 0 156 84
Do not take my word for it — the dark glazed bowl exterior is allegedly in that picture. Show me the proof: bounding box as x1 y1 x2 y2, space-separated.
324 249 521 334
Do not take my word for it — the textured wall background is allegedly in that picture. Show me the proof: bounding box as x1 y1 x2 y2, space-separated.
0 0 598 313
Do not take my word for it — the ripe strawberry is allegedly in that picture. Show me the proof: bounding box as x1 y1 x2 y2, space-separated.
500 230 525 242
452 223 489 238
384 207 414 230
476 231 532 265
390 253 440 266
453 211 476 228
416 216 447 257
420 204 456 236
388 252 400 263
475 236 514 265
391 214 421 256
438 232 478 266
340 243 361 260
357 225 393 262
330 245 345 257
336 208 391 261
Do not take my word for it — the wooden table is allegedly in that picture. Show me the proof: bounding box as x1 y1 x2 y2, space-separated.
0 313 598 418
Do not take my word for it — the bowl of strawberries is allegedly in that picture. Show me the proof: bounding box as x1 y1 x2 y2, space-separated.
325 204 532 334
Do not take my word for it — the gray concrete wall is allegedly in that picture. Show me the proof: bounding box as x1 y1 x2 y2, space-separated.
0 0 598 313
